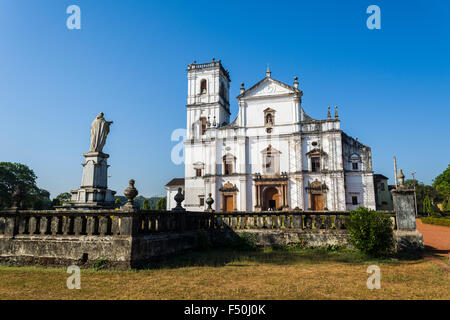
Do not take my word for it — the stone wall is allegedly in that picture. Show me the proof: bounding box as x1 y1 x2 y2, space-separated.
0 207 421 269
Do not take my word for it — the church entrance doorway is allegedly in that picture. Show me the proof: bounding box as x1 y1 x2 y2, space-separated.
263 187 280 211
254 175 289 211
224 195 234 211
311 194 325 211
220 182 238 212
307 179 327 211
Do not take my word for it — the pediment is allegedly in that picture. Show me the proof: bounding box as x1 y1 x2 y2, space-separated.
239 78 296 99
261 144 281 154
193 162 204 169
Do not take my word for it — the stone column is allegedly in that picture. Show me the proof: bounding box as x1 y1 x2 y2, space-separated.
391 180 423 253
392 187 417 230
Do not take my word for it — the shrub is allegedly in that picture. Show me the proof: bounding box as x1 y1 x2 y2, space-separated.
224 232 258 251
347 207 394 257
430 212 442 218
93 257 109 271
421 217 450 227
423 195 432 216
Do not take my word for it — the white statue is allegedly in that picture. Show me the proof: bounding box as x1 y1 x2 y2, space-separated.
89 112 113 153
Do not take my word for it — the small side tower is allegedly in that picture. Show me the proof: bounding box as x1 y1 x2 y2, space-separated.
186 59 231 139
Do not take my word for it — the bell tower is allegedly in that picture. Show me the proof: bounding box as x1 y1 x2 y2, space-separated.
186 59 231 139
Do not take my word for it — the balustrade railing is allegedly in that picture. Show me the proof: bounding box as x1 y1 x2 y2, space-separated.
0 210 134 237
0 210 397 237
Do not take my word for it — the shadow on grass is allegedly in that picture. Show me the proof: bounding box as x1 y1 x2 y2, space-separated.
423 245 450 264
140 245 424 270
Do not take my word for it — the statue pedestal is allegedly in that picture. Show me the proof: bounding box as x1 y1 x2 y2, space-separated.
64 152 116 209
81 152 109 189
392 186 424 253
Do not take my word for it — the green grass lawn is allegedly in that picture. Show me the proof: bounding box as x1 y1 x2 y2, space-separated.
1 247 448 300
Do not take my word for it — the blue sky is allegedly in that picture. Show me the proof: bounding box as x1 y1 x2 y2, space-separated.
0 0 449 198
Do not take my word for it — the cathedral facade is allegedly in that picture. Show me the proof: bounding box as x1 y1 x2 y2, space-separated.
177 59 376 212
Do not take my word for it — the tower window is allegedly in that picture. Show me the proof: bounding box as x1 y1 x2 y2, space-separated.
199 197 205 206
381 183 385 191
311 156 320 172
352 162 358 170
196 169 202 177
220 82 225 101
352 196 358 205
200 79 207 94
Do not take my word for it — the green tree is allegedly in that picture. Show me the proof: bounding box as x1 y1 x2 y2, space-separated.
52 192 72 207
347 207 394 257
142 198 151 210
432 164 450 203
404 179 440 214
423 195 432 217
0 162 50 209
156 197 166 211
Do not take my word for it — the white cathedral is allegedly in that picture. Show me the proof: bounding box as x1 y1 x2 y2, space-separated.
166 59 376 212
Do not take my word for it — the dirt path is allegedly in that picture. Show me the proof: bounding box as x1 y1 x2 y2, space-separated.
416 219 450 259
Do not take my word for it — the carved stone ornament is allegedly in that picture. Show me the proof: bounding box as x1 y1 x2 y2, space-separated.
124 179 138 205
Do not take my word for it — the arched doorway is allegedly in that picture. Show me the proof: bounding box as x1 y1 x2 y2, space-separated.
263 187 280 211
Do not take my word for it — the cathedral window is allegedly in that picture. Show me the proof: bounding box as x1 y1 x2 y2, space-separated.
199 197 205 206
350 154 360 171
223 154 235 175
311 156 320 172
200 79 207 94
352 196 358 205
196 169 202 177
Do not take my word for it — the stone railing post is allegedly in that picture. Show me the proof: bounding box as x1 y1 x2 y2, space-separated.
172 188 186 212
391 185 417 231
121 179 139 211
4 213 17 236
119 214 136 236
118 179 140 235
205 193 214 212
391 169 423 252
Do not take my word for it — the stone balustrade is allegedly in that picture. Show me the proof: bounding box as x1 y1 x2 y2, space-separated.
0 209 397 237
0 210 135 237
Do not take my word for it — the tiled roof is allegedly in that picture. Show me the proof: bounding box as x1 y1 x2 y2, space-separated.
165 178 185 187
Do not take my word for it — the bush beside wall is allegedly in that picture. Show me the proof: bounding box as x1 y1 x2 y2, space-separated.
420 217 450 227
347 207 395 257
